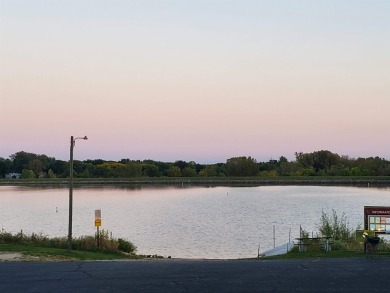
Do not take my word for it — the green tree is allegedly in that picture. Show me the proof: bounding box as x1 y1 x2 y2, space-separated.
142 163 161 177
182 167 197 177
225 156 259 176
0 158 12 177
29 158 43 178
47 169 56 178
199 165 218 177
174 160 189 170
10 151 37 173
277 156 289 176
166 166 181 177
21 169 35 178
295 150 341 174
48 160 67 177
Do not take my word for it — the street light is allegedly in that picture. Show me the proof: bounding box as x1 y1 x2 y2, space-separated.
68 135 88 251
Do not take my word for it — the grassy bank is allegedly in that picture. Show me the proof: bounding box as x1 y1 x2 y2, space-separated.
0 243 137 261
4 243 390 262
0 229 139 261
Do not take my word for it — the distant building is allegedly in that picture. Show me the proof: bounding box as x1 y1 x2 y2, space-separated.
5 173 21 179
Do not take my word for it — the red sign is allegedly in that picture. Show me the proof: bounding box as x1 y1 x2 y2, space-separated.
364 206 390 216
364 206 390 234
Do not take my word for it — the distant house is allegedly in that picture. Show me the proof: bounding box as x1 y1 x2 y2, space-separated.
5 173 21 179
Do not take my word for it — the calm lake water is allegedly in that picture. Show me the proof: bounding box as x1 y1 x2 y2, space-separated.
1 185 390 259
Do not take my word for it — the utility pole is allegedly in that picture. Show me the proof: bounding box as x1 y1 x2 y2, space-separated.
68 135 87 251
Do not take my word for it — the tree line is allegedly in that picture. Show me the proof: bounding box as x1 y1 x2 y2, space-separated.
0 150 390 179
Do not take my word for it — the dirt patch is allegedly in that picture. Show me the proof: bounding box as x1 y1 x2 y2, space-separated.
0 252 75 262
0 252 23 262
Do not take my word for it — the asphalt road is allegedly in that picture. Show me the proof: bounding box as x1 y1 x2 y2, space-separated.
1 258 390 292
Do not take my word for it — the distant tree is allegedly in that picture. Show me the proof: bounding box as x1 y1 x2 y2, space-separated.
10 151 37 173
47 169 56 178
3 150 390 179
174 160 189 171
312 150 340 172
182 167 197 177
0 157 12 177
277 156 289 176
49 160 68 177
142 163 161 177
225 156 258 176
199 165 218 177
85 159 105 166
259 170 278 177
166 166 181 177
295 150 341 174
21 169 35 178
125 162 143 177
9 151 54 177
93 162 143 178
72 160 87 177
295 152 314 169
147 160 171 175
29 158 43 178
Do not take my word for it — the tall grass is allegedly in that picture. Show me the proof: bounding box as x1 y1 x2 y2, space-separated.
0 229 137 254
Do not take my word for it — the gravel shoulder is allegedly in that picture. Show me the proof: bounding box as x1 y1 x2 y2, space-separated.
0 251 75 262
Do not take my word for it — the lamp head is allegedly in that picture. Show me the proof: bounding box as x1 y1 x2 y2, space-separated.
83 136 88 140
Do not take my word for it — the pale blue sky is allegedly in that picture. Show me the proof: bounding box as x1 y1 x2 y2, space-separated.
1 0 389 163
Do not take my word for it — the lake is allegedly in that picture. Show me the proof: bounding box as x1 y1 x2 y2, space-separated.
1 185 389 259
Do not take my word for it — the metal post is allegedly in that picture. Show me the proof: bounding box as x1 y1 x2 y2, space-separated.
68 136 74 251
273 225 275 248
287 228 291 253
97 226 100 248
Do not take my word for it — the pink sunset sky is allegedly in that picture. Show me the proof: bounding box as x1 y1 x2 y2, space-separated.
1 0 389 163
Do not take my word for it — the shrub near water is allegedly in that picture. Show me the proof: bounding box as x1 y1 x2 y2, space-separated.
317 210 365 251
318 210 357 241
118 238 137 253
0 229 137 254
293 211 362 253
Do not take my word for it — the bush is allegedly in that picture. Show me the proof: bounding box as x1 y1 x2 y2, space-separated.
296 211 363 252
0 229 14 243
118 238 137 254
318 210 357 241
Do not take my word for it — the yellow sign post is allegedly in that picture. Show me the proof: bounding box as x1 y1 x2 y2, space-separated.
95 218 102 227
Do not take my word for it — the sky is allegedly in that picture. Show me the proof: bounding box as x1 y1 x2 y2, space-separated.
1 0 389 163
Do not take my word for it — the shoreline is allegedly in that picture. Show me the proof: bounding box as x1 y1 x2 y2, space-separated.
1 177 390 187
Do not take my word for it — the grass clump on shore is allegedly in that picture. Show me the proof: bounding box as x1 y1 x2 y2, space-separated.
0 229 138 260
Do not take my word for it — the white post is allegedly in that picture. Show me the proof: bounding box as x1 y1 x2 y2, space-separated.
273 225 275 248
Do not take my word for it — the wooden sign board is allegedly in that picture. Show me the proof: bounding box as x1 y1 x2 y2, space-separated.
364 206 390 234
